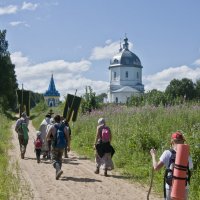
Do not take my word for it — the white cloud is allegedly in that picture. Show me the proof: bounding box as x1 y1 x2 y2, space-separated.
21 2 38 10
90 40 133 60
193 58 200 66
0 2 38 16
11 52 108 100
143 65 200 92
105 39 112 45
0 5 18 15
10 21 30 27
11 52 30 67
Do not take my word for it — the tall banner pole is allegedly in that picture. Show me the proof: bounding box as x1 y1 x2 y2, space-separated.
21 83 24 117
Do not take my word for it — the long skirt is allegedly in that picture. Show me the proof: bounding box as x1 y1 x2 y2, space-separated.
95 152 114 170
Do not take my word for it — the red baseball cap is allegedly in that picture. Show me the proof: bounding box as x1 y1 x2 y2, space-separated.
171 131 185 141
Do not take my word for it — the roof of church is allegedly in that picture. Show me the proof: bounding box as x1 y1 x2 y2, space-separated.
44 74 60 97
110 37 142 67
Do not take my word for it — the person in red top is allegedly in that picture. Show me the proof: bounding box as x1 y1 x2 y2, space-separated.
34 131 43 163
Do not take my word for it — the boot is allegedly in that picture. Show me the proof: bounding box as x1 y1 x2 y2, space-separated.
94 167 99 174
104 168 108 177
55 163 63 180
21 152 24 159
64 148 68 158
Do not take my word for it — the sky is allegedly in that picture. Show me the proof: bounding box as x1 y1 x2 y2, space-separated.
1 0 200 100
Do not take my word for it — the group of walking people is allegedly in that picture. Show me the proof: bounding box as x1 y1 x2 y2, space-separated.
15 112 71 180
15 112 115 180
15 112 193 199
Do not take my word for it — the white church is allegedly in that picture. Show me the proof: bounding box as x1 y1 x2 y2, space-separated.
107 36 144 103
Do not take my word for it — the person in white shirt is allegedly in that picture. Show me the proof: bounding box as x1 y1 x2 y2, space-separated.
150 131 193 200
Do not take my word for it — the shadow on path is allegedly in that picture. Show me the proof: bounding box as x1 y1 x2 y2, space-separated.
60 176 102 182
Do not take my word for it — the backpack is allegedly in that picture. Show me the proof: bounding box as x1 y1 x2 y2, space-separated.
164 149 191 198
35 137 42 149
52 124 67 149
101 126 110 142
21 122 29 141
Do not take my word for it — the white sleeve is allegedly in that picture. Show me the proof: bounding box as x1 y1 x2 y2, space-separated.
159 150 171 168
188 156 193 169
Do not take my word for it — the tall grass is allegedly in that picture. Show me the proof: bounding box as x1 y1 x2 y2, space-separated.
0 113 20 199
70 104 200 200
31 102 200 199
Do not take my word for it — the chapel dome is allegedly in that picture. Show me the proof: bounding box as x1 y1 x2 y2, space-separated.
110 37 142 67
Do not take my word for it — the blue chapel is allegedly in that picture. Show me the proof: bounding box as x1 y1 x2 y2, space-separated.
44 74 60 107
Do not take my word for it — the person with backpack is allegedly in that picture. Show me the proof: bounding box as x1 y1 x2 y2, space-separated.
150 131 193 200
15 112 29 159
46 115 70 180
39 114 51 159
93 118 115 176
34 131 43 163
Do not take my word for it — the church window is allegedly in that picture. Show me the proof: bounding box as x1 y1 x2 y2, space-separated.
114 59 118 64
126 71 128 78
114 72 116 80
116 97 118 103
137 72 139 79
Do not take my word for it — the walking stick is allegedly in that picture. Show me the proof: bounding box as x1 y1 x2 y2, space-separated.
147 167 154 200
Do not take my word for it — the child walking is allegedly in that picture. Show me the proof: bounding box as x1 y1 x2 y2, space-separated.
34 131 43 163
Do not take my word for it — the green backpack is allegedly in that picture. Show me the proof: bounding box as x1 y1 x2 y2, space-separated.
21 122 29 145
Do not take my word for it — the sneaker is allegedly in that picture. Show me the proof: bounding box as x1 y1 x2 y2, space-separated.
94 167 99 174
56 170 63 180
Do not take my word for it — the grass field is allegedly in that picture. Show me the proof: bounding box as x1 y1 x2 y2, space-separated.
31 102 200 199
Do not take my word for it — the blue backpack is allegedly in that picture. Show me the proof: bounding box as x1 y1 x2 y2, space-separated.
53 124 67 149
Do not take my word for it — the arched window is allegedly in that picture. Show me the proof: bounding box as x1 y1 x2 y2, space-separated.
114 72 116 80
126 71 128 78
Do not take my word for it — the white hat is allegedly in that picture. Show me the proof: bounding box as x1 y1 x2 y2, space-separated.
98 118 105 125
36 131 41 136
21 112 27 118
50 118 54 124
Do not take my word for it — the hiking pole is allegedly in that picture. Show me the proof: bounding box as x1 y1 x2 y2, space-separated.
147 167 154 200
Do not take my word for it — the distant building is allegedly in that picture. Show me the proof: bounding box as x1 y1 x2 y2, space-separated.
44 74 60 107
107 36 144 103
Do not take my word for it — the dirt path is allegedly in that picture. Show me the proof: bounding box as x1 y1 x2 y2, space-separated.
10 121 162 200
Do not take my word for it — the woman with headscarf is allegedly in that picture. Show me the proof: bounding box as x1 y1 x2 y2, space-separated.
93 118 115 176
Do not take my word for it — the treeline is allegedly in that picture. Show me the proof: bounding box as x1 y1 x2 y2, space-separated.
128 78 200 107
81 79 200 113
0 30 43 113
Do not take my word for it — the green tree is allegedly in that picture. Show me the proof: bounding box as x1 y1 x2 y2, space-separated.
96 93 107 103
145 89 167 106
165 78 195 101
165 79 182 99
195 79 200 100
81 86 98 113
0 30 18 110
